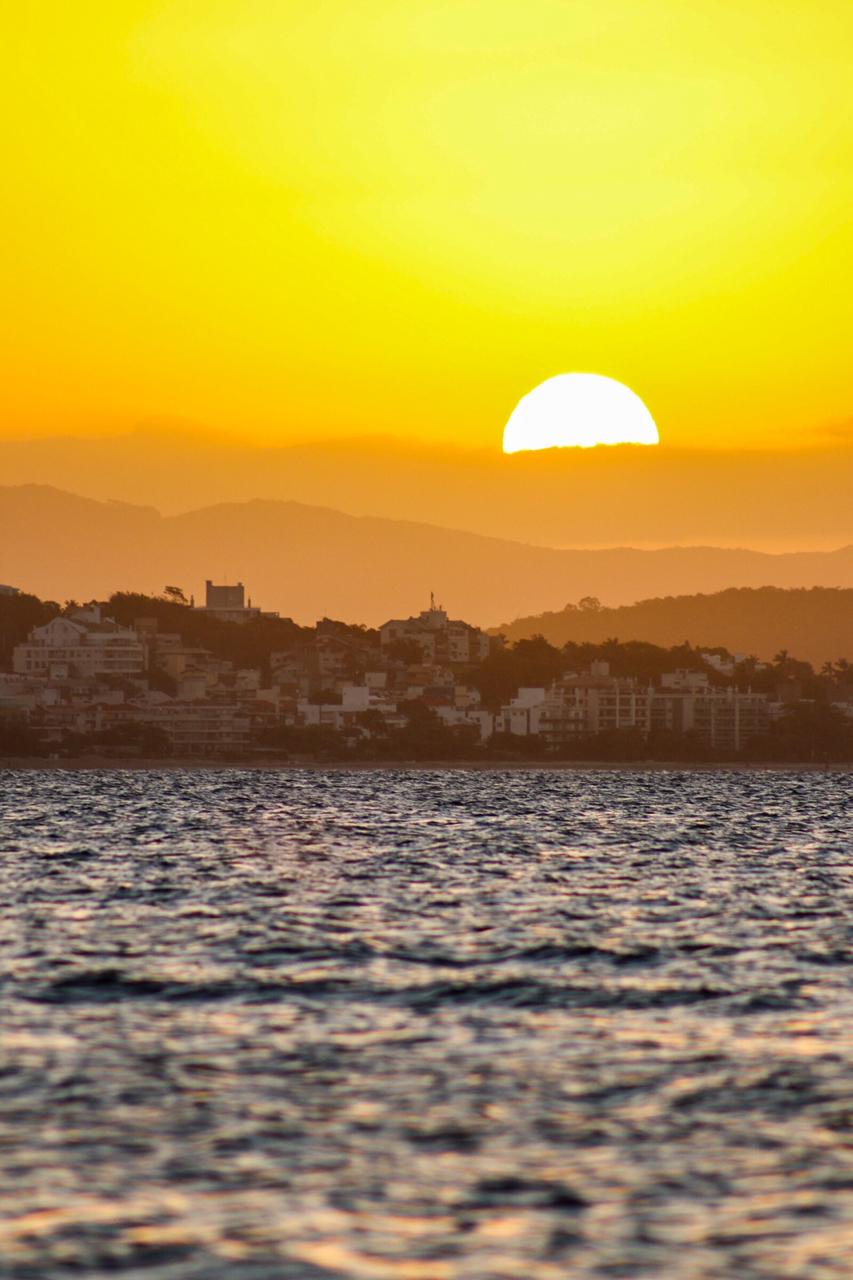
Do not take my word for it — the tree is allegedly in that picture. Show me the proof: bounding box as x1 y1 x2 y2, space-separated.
770 702 853 762
387 638 425 665
0 590 58 667
356 708 388 738
389 700 476 760
471 635 566 708
163 585 188 605
0 718 44 757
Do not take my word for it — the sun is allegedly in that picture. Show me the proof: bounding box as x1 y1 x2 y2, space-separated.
503 373 660 453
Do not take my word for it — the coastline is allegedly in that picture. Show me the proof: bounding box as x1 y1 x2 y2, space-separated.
1 756 851 773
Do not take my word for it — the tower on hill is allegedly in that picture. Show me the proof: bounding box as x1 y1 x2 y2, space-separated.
194 580 278 624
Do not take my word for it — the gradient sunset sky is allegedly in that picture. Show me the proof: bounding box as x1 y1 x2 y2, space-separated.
4 1 852 452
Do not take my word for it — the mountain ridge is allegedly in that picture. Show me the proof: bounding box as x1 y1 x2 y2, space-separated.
4 486 853 646
2 430 852 549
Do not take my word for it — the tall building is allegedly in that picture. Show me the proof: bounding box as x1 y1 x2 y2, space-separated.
206 581 247 612
193 580 278 624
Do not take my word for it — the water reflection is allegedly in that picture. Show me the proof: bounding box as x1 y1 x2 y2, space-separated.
1 767 851 1277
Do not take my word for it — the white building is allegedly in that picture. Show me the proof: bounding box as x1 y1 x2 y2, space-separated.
436 707 494 740
701 651 768 676
539 670 769 753
0 673 44 717
652 688 768 752
660 669 710 690
380 596 491 664
13 607 147 679
540 675 652 743
498 687 547 736
297 683 395 733
130 698 251 754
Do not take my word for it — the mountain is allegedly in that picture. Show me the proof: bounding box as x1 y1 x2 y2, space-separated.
2 429 852 550
494 587 853 667
3 486 853 641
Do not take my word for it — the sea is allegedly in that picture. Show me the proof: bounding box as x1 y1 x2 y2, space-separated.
1 767 852 1279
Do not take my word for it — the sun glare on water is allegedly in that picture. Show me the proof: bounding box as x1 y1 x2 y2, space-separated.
503 373 660 453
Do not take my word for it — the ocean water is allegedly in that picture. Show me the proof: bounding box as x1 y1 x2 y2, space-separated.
1 768 852 1280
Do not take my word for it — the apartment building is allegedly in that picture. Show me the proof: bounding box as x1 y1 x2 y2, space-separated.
135 699 252 755
380 596 491 664
539 666 769 752
540 670 653 746
652 689 768 752
13 607 147 679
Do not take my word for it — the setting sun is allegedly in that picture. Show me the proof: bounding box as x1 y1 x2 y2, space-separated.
502 374 659 453
3 3 853 450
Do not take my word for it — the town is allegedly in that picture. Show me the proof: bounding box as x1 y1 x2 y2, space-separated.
1 580 852 762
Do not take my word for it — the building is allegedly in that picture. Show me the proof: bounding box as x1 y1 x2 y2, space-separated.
536 662 770 753
152 633 232 688
0 673 43 719
539 668 653 746
134 698 252 755
193 580 279 624
436 707 495 740
380 596 491 664
654 689 769 752
12 606 147 679
701 651 768 676
498 687 548 736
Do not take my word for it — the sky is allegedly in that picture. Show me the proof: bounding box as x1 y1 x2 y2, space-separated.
3 0 853 453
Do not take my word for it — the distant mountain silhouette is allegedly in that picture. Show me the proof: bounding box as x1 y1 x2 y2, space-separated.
2 429 852 549
3 487 853 646
495 587 853 666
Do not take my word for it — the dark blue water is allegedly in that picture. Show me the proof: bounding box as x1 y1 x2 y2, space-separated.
1 768 852 1278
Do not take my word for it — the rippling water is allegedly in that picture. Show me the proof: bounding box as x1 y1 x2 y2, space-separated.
1 768 852 1278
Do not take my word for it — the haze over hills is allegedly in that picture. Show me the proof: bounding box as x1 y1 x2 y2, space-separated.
3 486 853 641
495 587 853 668
2 429 852 550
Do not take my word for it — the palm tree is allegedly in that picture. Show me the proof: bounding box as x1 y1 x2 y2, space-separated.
836 658 852 687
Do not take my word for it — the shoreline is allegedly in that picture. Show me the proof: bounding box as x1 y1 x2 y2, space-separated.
2 756 852 773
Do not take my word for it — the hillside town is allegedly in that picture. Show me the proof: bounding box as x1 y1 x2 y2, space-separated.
1 580 852 761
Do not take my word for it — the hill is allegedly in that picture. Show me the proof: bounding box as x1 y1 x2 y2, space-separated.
494 587 853 667
2 486 853 640
2 429 852 550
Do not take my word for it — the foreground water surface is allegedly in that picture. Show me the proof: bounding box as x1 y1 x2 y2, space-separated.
1 768 852 1279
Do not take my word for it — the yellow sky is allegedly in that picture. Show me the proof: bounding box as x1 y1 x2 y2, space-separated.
3 0 852 451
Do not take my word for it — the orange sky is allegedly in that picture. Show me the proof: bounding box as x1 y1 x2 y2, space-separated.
3 1 853 453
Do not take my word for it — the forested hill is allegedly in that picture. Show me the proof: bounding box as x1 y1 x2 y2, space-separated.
493 587 853 668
